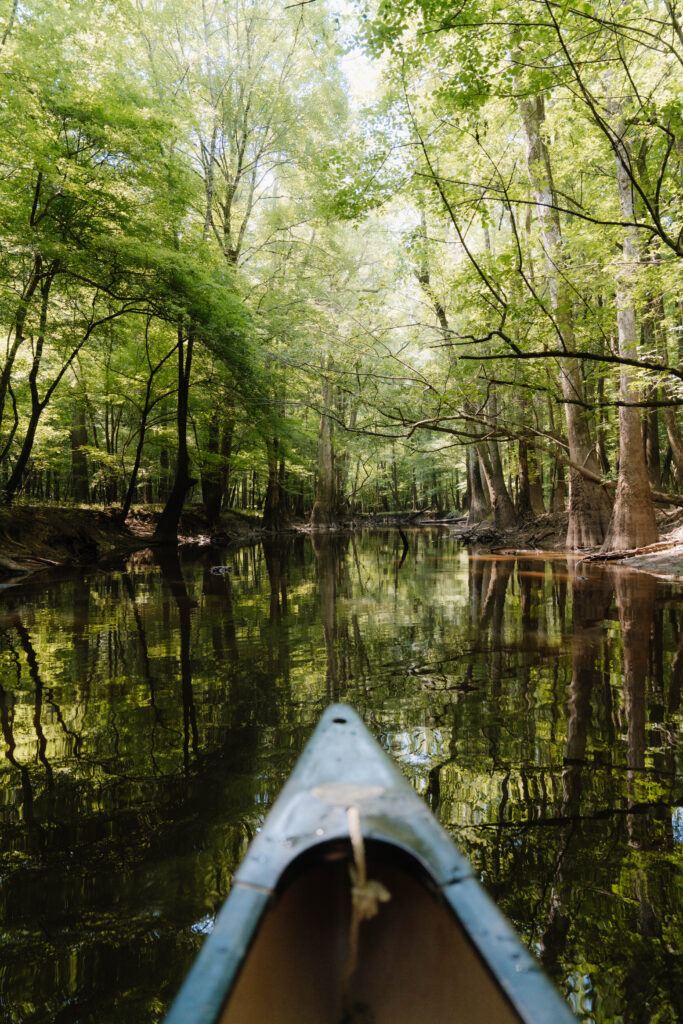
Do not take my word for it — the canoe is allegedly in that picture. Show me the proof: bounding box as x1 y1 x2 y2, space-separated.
164 704 576 1024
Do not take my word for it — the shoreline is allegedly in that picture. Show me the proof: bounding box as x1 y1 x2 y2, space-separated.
1 504 682 586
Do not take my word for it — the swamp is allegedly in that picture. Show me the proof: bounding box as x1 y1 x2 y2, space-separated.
0 531 682 1022
2 0 683 1019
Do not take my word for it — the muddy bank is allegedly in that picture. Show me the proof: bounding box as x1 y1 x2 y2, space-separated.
450 507 683 581
446 510 569 550
3 504 683 586
0 505 266 582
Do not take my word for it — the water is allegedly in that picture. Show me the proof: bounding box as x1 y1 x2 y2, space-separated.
0 530 681 1023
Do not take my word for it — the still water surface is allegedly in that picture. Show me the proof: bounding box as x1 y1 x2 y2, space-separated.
0 530 681 1023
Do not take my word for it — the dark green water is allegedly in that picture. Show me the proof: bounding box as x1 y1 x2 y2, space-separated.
0 530 681 1023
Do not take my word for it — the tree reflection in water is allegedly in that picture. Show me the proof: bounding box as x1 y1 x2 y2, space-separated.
0 532 681 1022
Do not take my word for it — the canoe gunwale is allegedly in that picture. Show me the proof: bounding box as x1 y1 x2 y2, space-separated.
163 705 577 1024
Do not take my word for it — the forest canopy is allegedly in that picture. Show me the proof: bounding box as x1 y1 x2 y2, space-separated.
1 0 683 550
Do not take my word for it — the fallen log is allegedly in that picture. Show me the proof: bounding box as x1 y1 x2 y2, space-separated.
579 538 683 563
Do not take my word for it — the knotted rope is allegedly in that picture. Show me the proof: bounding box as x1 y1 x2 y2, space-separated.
341 805 391 992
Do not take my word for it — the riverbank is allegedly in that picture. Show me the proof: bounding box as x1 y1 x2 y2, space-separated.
0 504 267 581
447 506 683 580
1 503 683 584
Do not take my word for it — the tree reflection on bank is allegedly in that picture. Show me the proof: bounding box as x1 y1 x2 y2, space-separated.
0 532 681 1022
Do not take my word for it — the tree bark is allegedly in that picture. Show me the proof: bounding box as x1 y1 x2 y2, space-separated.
517 93 612 548
467 445 490 524
263 434 285 530
551 458 567 512
477 442 516 529
663 406 683 484
644 403 661 490
602 113 658 551
154 327 196 542
70 393 89 503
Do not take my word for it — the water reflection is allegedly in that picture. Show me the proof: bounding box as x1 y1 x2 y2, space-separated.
0 533 681 1022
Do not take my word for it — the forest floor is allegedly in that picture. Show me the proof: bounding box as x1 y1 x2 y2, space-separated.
1 502 682 584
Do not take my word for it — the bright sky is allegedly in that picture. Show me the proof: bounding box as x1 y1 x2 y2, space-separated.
341 48 380 103
328 0 381 104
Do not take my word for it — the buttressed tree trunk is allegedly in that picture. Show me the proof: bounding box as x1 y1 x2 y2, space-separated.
482 390 516 528
602 113 657 551
518 93 612 548
467 445 490 524
477 442 516 529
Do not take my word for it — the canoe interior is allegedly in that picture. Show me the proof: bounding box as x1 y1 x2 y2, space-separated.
221 842 523 1024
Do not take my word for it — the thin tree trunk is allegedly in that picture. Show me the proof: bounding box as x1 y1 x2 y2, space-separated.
154 327 196 541
3 270 54 502
70 392 89 503
551 459 567 512
517 439 532 517
529 444 546 514
663 407 683 485
201 407 226 523
310 359 336 526
263 434 284 530
0 253 43 439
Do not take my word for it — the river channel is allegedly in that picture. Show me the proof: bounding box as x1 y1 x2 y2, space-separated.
0 530 681 1023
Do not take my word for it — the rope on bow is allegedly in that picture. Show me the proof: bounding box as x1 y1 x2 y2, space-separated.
341 805 391 991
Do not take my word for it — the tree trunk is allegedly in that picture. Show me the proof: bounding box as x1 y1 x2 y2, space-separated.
154 327 196 542
551 458 567 512
528 444 546 514
644 404 661 490
601 113 657 551
310 360 336 526
200 406 231 525
517 93 612 548
3 270 54 503
517 439 532 517
120 342 178 521
663 407 683 484
477 442 516 529
0 253 42 441
263 434 285 530
467 445 490 524
70 393 89 503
